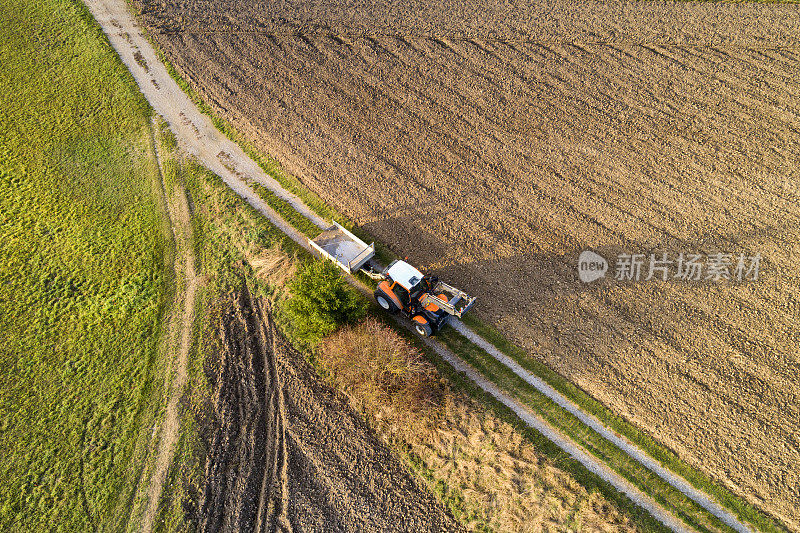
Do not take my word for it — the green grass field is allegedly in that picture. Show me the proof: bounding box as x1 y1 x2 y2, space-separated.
0 0 169 530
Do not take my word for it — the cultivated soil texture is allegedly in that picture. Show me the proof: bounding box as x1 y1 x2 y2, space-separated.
133 0 800 527
197 290 459 532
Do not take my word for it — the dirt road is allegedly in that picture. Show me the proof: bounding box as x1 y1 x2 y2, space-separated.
129 0 800 526
199 290 460 532
84 0 327 233
139 118 200 533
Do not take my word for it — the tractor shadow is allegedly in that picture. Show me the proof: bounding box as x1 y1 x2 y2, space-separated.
358 212 797 380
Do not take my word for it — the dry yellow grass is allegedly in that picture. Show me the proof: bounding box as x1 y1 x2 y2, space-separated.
319 317 441 432
319 320 639 532
247 244 297 289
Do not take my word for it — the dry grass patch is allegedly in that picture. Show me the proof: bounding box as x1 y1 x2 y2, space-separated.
319 319 639 532
319 317 441 431
422 394 639 532
246 244 298 289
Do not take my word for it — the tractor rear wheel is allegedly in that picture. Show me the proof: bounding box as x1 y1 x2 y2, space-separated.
374 289 399 314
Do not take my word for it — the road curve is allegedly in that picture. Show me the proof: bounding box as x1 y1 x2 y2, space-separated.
83 1 754 531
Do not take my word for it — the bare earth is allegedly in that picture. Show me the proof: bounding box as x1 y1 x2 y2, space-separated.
132 0 800 527
199 290 459 532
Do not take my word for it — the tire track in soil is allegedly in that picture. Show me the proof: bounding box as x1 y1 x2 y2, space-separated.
200 291 289 532
253 295 291 533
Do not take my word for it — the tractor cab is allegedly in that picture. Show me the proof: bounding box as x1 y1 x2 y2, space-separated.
384 261 424 305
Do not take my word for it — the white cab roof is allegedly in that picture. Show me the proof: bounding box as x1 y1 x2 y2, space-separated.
387 261 424 290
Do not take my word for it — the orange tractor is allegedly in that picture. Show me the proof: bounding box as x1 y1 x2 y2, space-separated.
309 221 476 336
372 260 475 336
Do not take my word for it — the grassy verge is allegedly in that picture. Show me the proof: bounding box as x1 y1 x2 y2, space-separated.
149 288 208 533
250 182 321 239
142 118 200 533
132 13 786 531
0 0 170 530
404 451 489 531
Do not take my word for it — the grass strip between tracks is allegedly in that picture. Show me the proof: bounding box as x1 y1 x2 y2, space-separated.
459 315 786 533
134 17 787 532
391 316 672 533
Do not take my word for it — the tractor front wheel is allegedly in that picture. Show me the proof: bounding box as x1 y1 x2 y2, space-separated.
413 317 433 337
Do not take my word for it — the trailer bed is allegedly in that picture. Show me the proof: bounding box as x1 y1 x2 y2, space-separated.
309 221 375 274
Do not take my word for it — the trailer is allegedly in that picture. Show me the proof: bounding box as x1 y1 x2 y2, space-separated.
309 221 476 336
308 220 375 274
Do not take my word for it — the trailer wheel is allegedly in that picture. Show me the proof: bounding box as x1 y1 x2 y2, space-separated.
374 289 399 314
413 317 433 337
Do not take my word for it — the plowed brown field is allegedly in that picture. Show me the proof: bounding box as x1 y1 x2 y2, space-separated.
133 0 800 527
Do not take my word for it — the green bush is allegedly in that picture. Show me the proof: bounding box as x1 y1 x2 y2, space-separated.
283 260 368 345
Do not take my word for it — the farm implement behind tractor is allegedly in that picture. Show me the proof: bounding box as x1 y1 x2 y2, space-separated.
309 221 476 336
